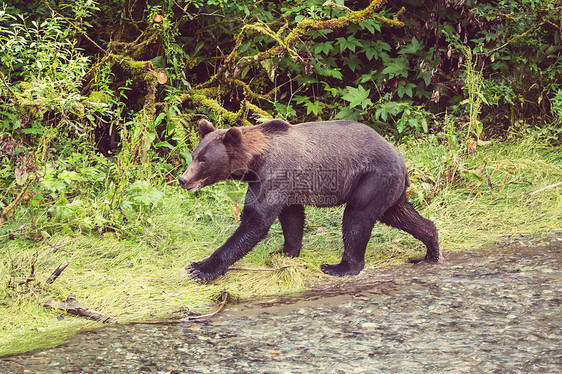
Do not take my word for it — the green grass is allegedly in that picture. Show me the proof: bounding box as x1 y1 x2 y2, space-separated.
1 139 561 356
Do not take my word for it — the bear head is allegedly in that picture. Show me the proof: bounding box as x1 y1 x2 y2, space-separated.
178 119 268 192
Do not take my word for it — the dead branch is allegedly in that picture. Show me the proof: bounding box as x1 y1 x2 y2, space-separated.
46 260 69 284
19 250 39 289
204 0 402 87
486 174 533 190
0 184 29 227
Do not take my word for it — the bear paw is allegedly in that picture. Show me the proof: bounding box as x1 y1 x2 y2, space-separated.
269 247 300 258
321 263 363 277
186 262 222 282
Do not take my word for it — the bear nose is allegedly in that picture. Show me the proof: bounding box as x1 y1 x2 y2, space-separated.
178 176 187 187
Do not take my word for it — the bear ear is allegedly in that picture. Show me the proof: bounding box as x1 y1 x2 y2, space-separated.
223 127 242 147
198 119 216 139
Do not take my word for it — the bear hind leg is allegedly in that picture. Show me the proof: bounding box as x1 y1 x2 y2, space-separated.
321 205 377 276
380 197 440 262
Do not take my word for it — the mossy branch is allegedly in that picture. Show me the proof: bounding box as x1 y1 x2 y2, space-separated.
108 31 160 60
230 79 272 100
187 0 403 124
198 0 403 89
0 184 29 227
190 93 252 126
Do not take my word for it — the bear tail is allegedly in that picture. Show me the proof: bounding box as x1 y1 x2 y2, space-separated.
403 172 411 197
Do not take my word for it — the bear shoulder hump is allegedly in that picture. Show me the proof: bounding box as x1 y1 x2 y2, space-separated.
260 119 291 134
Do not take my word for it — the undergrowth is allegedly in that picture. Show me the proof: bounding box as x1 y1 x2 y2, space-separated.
1 139 561 356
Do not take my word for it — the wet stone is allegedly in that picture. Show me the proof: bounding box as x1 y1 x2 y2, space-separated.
1 234 561 373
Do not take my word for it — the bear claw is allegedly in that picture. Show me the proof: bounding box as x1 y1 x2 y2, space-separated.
186 262 220 282
269 249 300 258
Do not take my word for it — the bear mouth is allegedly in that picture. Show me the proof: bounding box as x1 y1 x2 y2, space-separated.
185 180 204 192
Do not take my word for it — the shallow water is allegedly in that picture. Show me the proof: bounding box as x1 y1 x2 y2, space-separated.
1 233 561 373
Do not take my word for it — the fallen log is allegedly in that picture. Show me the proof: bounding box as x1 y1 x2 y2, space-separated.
44 295 117 323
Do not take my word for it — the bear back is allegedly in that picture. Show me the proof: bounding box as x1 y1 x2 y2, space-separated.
260 119 291 134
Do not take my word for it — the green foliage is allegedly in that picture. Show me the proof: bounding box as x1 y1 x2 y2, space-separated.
0 0 558 244
374 96 434 135
460 47 485 140
342 85 373 110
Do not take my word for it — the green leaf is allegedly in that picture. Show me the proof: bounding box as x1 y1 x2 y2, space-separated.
335 106 362 121
322 82 339 97
342 55 362 72
358 71 376 84
274 102 296 119
155 141 174 149
293 95 310 105
320 68 343 80
374 101 399 121
342 86 373 109
314 41 334 55
364 45 379 61
398 37 424 55
336 36 361 53
359 19 381 34
62 224 75 237
148 188 165 207
417 70 432 86
304 101 323 116
153 112 166 127
179 149 192 165
396 82 416 99
381 57 409 78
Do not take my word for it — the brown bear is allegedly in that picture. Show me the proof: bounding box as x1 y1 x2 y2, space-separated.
179 119 440 281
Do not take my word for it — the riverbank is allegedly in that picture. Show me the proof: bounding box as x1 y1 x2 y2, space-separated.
1 233 560 372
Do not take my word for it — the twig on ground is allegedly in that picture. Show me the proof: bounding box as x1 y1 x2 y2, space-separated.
126 290 230 325
228 264 301 272
46 260 70 284
530 182 562 196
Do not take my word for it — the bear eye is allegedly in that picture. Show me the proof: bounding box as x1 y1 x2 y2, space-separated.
200 156 207 163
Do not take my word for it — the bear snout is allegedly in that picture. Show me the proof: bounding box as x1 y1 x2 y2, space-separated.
178 176 188 188
178 176 203 192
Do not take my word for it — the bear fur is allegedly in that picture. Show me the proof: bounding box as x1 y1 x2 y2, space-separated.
179 119 440 281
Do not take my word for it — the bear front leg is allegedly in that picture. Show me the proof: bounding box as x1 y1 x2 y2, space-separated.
188 206 278 282
321 206 375 277
274 204 305 258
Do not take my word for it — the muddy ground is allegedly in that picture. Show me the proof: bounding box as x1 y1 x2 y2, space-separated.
1 233 561 373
